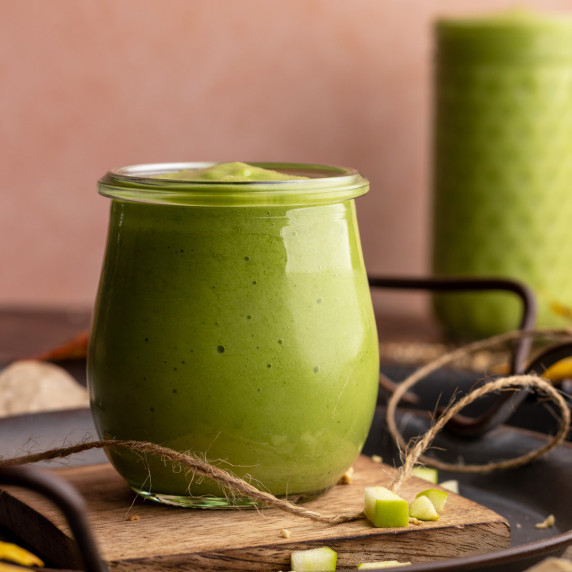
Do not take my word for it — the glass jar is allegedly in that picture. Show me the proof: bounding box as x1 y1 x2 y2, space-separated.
88 162 379 507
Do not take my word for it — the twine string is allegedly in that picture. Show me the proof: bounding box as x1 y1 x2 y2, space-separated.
0 439 363 524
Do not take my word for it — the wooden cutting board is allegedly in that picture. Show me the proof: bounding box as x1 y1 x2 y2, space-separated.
0 456 510 570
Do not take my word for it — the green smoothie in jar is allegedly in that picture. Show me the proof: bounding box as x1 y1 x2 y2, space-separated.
88 162 379 507
432 11 572 337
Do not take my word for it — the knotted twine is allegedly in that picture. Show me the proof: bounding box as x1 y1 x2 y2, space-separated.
1 329 570 525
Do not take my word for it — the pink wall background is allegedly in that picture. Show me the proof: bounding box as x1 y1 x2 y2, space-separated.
3 0 572 316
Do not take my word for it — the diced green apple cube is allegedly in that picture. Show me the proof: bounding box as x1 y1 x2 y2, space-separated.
415 489 449 513
411 466 438 483
409 494 439 521
290 546 337 571
364 486 409 528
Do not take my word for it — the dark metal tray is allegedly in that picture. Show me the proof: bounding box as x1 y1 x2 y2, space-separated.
0 403 570 571
1 351 572 571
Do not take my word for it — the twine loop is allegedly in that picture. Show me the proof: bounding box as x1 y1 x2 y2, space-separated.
387 328 572 492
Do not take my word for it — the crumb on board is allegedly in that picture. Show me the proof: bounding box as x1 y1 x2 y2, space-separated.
338 466 354 484
127 515 140 521
535 514 555 529
371 455 383 464
408 517 422 526
280 528 291 539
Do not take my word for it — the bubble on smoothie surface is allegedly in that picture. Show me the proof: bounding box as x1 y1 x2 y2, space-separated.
153 162 309 182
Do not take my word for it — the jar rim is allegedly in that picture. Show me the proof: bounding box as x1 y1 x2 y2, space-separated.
98 162 369 207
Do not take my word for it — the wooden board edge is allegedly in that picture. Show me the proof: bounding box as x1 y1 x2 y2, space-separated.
105 519 511 571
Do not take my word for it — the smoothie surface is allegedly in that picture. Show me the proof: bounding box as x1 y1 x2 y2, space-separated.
154 161 308 182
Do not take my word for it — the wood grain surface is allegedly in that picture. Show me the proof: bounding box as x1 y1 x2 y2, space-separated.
0 456 510 570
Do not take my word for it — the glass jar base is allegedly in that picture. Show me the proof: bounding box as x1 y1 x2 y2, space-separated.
132 486 329 509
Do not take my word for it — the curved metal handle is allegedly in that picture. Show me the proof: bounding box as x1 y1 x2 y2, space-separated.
0 465 107 572
369 275 537 438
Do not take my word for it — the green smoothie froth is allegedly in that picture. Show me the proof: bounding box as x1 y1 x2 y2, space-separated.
154 161 309 182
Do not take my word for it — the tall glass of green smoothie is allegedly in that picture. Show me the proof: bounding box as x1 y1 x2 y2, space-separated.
88 162 379 507
432 11 572 337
